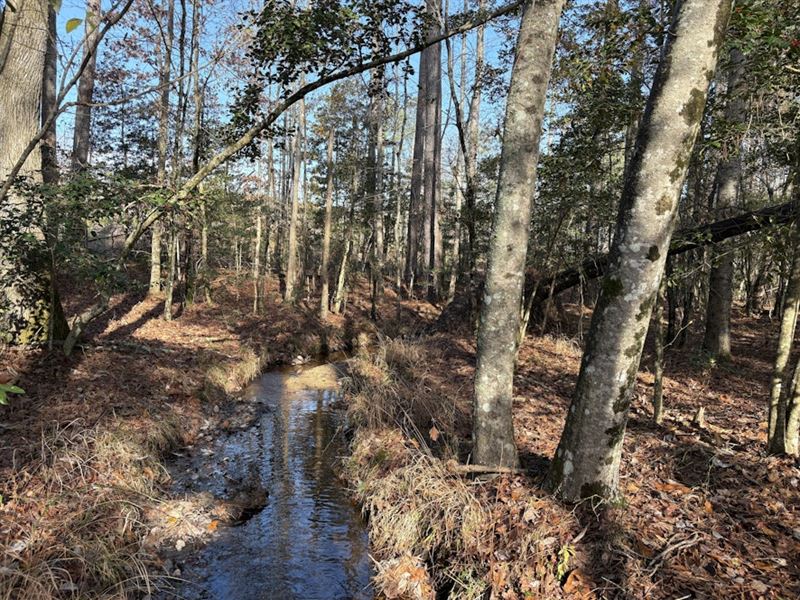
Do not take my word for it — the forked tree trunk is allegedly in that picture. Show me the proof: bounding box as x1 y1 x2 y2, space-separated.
0 0 68 345
546 0 732 502
71 0 101 171
472 0 565 469
703 47 746 360
320 129 335 320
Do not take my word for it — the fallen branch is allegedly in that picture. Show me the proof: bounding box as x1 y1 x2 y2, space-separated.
445 460 525 475
531 200 798 303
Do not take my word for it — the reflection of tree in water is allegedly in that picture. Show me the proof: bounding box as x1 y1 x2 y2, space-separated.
262 382 371 598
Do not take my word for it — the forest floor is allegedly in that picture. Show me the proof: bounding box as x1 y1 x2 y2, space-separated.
1 272 798 599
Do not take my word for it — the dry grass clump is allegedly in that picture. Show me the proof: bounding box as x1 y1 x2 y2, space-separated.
342 340 580 599
344 338 452 434
204 344 266 399
0 416 181 600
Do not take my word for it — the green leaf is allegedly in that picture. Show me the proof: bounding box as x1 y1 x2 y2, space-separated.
66 17 82 34
0 383 25 405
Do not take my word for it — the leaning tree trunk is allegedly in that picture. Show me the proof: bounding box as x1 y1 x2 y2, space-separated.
545 0 732 502
71 0 101 171
472 0 565 469
0 0 69 345
703 46 746 360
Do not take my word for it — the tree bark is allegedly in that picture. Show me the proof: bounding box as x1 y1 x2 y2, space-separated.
545 0 732 502
0 0 68 345
321 128 334 320
367 65 386 320
703 47 746 360
71 0 102 171
41 2 58 185
406 47 427 289
422 0 442 301
284 94 305 303
767 229 800 454
472 0 565 469
150 0 175 296
652 277 666 424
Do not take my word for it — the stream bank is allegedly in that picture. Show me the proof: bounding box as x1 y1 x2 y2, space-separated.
154 360 374 600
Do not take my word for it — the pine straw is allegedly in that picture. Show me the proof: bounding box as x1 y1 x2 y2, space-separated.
0 417 181 599
342 339 580 599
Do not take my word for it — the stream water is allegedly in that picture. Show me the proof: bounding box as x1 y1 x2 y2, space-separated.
163 362 374 599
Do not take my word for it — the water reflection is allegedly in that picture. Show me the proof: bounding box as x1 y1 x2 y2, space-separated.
176 368 373 600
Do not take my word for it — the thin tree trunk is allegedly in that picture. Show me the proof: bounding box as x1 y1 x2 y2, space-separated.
41 2 58 184
368 65 386 320
463 0 483 278
422 0 442 301
546 0 732 502
653 277 666 424
472 0 565 469
164 223 177 321
150 0 175 295
703 47 746 360
320 128 335 320
71 0 101 171
253 207 263 314
768 218 800 454
406 49 427 289
285 94 305 303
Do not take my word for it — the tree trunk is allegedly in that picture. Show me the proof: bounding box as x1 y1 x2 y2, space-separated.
546 0 732 502
0 0 69 345
149 0 175 295
653 278 666 424
164 224 177 321
422 0 442 301
284 95 305 303
320 128 334 320
767 239 800 454
463 0 484 278
41 2 58 185
368 65 386 321
71 0 101 171
253 208 263 314
472 0 565 469
406 48 427 289
703 47 745 360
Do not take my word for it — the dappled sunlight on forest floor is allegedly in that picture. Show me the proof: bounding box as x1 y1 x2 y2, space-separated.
1 275 798 599
0 272 434 599
353 310 800 598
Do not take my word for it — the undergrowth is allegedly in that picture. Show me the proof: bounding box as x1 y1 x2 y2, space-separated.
342 339 579 599
0 342 265 599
